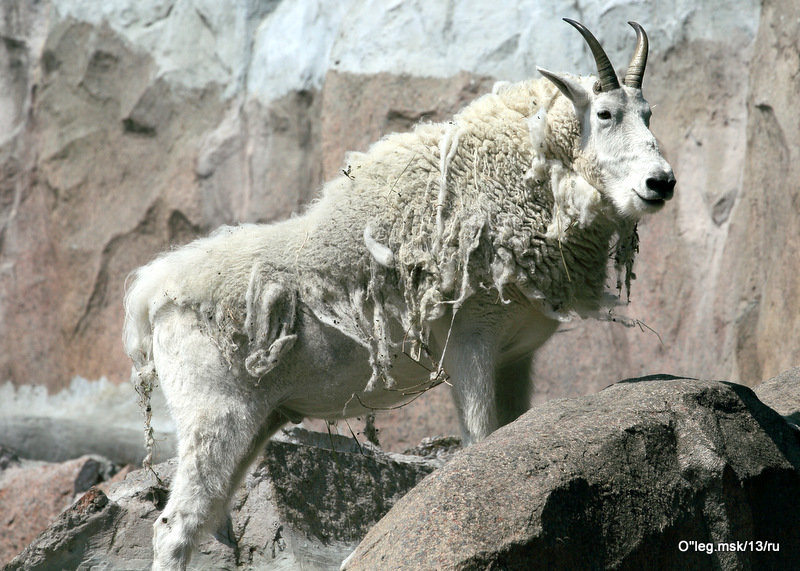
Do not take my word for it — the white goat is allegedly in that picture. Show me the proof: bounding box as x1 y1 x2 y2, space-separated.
123 19 675 570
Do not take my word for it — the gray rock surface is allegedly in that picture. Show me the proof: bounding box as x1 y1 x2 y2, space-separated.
724 0 800 383
4 428 442 570
755 367 800 425
0 417 174 467
344 378 800 570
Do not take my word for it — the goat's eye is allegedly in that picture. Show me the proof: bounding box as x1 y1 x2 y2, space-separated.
597 110 612 120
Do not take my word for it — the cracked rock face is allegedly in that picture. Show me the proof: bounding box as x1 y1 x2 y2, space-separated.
2 0 799 451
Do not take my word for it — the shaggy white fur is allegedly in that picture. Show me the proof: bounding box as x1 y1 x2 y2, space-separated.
123 23 674 570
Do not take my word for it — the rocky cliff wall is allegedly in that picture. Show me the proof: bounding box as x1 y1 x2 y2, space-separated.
3 0 795 448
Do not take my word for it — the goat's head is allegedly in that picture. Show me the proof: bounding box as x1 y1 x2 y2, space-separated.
538 19 675 220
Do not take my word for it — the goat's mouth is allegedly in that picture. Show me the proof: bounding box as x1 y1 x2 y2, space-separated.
639 195 666 207
634 191 667 210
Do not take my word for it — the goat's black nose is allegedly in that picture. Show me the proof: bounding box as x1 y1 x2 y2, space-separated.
646 174 676 200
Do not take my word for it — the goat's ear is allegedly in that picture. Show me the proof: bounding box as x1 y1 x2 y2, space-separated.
537 68 590 111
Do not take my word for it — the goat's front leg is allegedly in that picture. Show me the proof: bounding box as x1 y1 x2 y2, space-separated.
438 303 503 446
445 338 498 446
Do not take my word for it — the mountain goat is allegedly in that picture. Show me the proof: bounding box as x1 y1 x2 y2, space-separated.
123 19 675 570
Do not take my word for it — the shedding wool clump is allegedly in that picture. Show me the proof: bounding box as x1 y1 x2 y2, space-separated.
124 77 638 399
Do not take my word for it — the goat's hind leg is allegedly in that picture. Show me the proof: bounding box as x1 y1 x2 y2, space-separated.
152 409 286 570
150 308 288 570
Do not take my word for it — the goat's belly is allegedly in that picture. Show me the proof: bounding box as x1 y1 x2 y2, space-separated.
279 365 436 420
276 309 435 420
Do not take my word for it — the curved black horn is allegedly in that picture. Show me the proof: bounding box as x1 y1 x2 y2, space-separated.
623 21 648 88
563 18 620 92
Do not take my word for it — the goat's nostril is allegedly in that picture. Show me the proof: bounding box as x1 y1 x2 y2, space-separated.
646 175 676 198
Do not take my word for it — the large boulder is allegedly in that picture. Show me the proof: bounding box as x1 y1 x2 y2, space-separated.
4 428 442 570
344 378 800 570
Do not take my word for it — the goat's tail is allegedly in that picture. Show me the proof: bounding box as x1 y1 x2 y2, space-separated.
123 260 168 478
123 267 154 365
123 247 186 364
